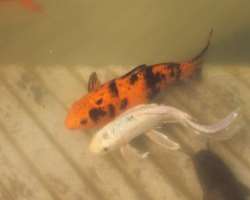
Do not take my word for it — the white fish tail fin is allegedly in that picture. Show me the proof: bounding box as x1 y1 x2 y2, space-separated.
184 110 239 135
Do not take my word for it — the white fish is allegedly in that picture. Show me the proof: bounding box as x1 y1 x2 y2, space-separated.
89 104 238 157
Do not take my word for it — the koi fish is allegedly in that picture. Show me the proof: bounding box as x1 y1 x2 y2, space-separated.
65 31 213 130
20 0 42 12
89 104 238 156
0 0 43 12
193 150 250 200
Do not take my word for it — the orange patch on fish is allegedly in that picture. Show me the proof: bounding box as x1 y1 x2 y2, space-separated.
65 30 212 131
20 0 42 12
0 0 43 13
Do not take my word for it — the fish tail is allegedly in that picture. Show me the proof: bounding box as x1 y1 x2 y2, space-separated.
183 109 238 135
178 29 213 80
189 29 213 65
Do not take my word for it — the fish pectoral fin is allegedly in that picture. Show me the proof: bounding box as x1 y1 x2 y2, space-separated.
120 144 149 160
88 72 101 92
145 129 180 150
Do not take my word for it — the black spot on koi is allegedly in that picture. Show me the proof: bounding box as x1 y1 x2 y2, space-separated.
120 98 128 110
89 108 106 122
109 80 119 97
129 73 138 84
96 98 103 105
167 62 181 79
108 104 115 117
144 66 162 99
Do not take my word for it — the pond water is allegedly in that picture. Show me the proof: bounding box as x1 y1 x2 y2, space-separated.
0 1 249 200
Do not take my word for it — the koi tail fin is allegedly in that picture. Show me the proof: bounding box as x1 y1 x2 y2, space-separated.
179 29 213 80
183 109 238 139
190 29 213 65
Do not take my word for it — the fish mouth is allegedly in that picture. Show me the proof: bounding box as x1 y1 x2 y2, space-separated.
89 136 109 154
65 114 80 129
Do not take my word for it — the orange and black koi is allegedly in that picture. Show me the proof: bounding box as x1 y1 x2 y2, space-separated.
65 30 212 130
1 0 43 13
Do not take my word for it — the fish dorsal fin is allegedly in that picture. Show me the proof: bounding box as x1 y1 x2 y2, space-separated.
120 64 147 79
88 72 101 92
130 64 147 75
